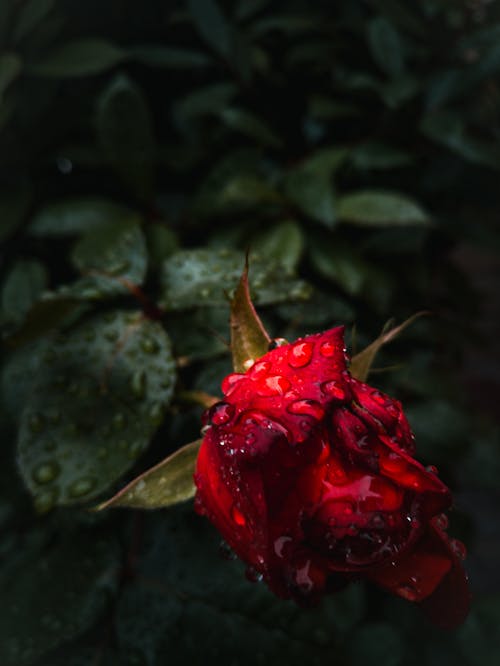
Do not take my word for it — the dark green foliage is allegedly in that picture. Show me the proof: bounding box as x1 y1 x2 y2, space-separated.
1 0 500 663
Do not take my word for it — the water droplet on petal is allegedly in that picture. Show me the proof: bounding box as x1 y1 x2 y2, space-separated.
251 360 271 377
231 505 246 526
319 340 337 357
257 375 291 396
274 535 292 559
321 380 346 400
68 477 96 498
209 402 235 425
425 464 439 475
397 583 419 601
32 461 60 485
287 399 324 420
288 341 314 368
268 338 288 350
221 373 244 395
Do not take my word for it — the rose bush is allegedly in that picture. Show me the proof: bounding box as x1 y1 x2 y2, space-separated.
194 326 470 629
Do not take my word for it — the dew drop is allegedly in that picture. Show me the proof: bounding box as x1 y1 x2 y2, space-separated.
396 583 419 601
32 461 60 485
288 341 314 368
371 513 385 528
257 375 291 396
268 338 288 350
113 412 126 430
130 370 147 398
274 535 292 559
287 399 324 420
251 360 271 377
34 489 57 514
425 464 439 475
346 523 358 536
68 477 96 498
141 337 159 354
319 340 337 357
208 402 235 425
321 380 346 400
221 373 244 395
231 505 246 526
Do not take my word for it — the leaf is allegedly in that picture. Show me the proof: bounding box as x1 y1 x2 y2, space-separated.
230 260 270 372
12 0 56 42
187 0 233 59
0 184 33 243
250 220 304 273
345 622 404 666
96 439 202 510
349 142 413 170
219 107 282 148
67 217 148 299
27 39 125 77
350 312 429 382
17 309 176 507
0 532 120 666
0 53 22 102
28 197 141 237
96 74 155 198
130 45 212 68
1 260 48 324
160 248 310 310
367 17 404 78
308 239 367 296
284 148 348 228
337 191 430 227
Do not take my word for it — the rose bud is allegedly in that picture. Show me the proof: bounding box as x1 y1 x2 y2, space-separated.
194 326 470 628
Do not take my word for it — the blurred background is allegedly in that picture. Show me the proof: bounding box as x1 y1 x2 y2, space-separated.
1 0 500 664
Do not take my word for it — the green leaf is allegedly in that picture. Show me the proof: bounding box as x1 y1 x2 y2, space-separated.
308 239 367 296
421 112 500 169
187 0 233 59
337 190 430 227
67 217 148 299
0 532 120 666
12 0 56 43
27 39 125 77
345 622 404 666
230 260 270 372
96 74 155 198
367 17 404 78
28 198 141 237
1 260 48 324
284 148 348 228
219 107 282 148
0 53 22 102
250 220 304 273
96 439 201 510
17 309 176 507
0 184 32 243
160 248 310 310
130 45 212 68
350 313 428 382
349 142 413 170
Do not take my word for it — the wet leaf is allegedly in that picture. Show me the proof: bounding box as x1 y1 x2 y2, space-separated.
1 260 48 324
0 532 120 666
27 39 126 77
250 220 304 273
160 248 310 310
28 198 141 237
17 309 176 507
230 260 270 372
350 312 429 382
338 190 430 227
96 439 202 510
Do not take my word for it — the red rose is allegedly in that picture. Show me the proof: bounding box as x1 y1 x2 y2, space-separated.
194 326 470 628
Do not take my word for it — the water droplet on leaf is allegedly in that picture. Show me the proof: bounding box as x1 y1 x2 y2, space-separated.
32 461 60 485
